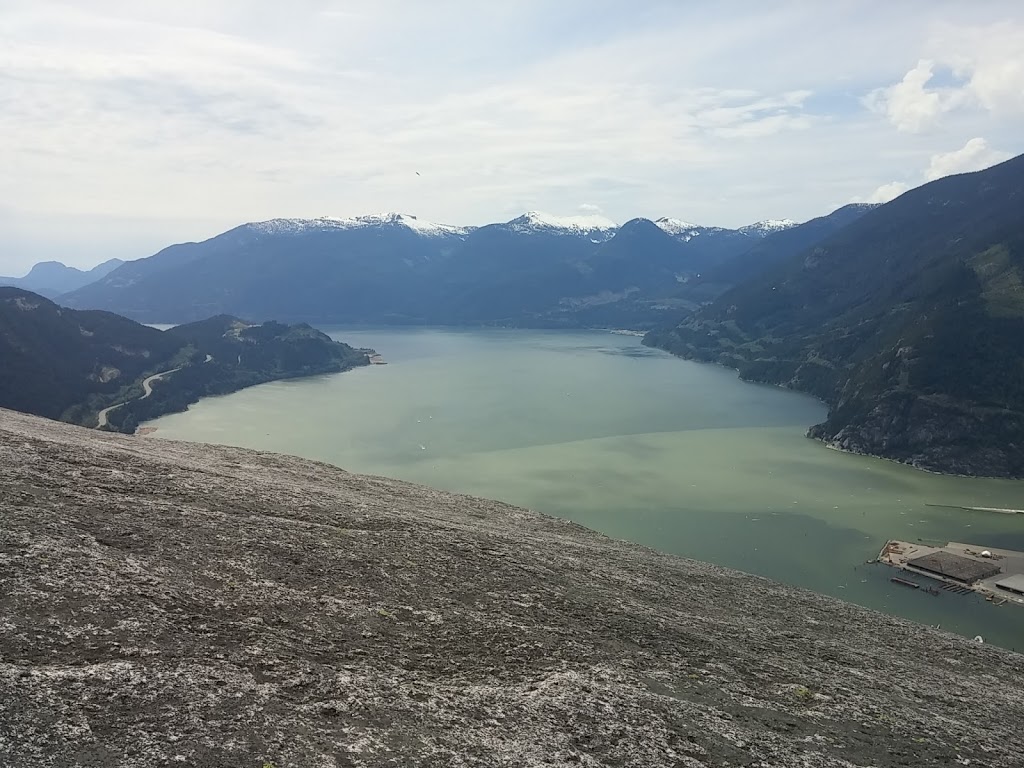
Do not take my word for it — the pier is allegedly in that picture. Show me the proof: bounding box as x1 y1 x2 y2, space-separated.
876 540 1024 607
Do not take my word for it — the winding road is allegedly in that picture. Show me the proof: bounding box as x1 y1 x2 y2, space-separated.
96 367 181 429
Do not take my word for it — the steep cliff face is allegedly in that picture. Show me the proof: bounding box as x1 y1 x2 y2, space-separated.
1 408 1022 767
808 389 1024 477
646 154 1024 477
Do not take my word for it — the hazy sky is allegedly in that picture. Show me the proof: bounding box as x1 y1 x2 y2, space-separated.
2 1 1023 273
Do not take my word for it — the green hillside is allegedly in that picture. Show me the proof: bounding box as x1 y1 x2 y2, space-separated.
0 288 369 432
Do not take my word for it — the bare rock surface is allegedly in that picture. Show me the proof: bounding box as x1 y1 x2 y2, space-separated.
1 407 1022 767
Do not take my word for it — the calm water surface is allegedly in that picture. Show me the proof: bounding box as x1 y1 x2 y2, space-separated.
146 329 1024 649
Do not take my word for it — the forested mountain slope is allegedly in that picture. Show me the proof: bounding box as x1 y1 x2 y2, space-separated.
0 288 367 431
646 153 1024 476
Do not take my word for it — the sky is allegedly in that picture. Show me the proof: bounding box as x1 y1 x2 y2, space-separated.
1 1 1023 274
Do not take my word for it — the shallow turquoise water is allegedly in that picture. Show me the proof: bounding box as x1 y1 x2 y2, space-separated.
146 328 1024 649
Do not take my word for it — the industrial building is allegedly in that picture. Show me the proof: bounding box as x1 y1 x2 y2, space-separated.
995 574 1024 596
905 551 1001 584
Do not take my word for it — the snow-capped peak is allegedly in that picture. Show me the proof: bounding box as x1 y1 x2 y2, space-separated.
738 219 799 237
653 217 731 242
505 211 618 235
247 213 469 238
654 217 701 236
355 213 469 236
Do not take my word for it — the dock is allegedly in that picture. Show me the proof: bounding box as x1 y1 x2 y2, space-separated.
876 540 1024 607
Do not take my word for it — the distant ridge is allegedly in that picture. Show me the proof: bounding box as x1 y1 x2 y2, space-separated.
0 258 123 298
246 212 472 238
738 219 799 237
502 211 619 238
60 206 842 328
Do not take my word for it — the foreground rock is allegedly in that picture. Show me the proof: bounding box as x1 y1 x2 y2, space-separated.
1 408 1021 767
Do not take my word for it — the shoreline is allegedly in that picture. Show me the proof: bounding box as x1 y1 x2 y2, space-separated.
645 337 1023 482
815 436 1024 482
129 355 375 435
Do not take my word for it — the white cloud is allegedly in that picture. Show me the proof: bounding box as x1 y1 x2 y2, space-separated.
693 90 814 138
854 137 1011 204
932 21 1024 114
866 22 1024 132
714 113 816 139
864 60 964 132
924 137 1012 180
864 181 911 203
0 1 1022 273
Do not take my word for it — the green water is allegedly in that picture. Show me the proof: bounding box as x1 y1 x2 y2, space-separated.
146 328 1024 649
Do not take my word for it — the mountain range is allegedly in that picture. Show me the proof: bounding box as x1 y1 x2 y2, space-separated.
645 153 1024 477
58 211 820 327
0 258 123 298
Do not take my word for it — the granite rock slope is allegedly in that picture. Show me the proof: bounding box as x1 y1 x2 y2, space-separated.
0 407 1022 767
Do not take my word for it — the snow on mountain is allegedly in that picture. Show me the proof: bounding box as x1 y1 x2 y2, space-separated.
504 211 619 237
653 217 700 235
247 213 470 238
738 219 799 237
654 217 735 242
240 210 800 243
